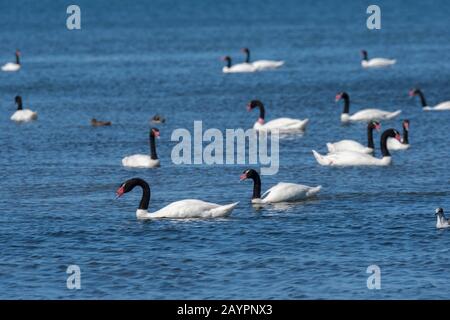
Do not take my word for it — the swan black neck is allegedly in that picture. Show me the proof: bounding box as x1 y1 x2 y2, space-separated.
402 123 409 144
15 52 20 65
127 178 150 210
149 131 158 160
341 93 350 114
224 57 231 68
250 173 261 199
380 129 396 157
416 90 427 107
244 49 250 63
253 101 265 120
361 50 368 61
15 96 23 110
367 123 375 149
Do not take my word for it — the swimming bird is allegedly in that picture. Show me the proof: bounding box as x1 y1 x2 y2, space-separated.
1 50 21 72
91 118 111 126
247 100 309 132
116 178 238 219
327 120 381 154
360 50 396 68
336 92 401 123
435 208 449 229
409 88 450 111
151 115 165 124
387 120 410 151
312 129 401 166
222 56 255 73
122 128 161 168
240 169 321 204
241 48 284 71
10 96 37 122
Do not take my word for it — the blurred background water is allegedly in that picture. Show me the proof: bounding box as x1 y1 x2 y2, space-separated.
0 0 449 299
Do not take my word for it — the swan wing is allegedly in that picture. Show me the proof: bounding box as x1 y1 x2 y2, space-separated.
1 62 20 72
313 150 387 166
326 140 370 154
362 58 396 68
151 199 238 218
349 109 401 121
262 183 321 203
261 117 309 131
432 101 450 110
387 137 410 151
223 63 255 73
252 60 284 70
10 109 37 122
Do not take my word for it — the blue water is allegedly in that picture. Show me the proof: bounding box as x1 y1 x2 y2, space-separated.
1 0 450 299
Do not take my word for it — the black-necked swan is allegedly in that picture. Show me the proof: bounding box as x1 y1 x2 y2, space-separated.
241 48 284 71
222 56 255 73
327 120 381 154
1 50 21 72
361 50 396 68
387 120 410 151
91 118 111 126
336 92 401 123
122 128 161 168
435 208 449 229
116 178 239 219
409 88 450 111
312 128 401 166
10 96 37 122
247 100 309 132
240 169 321 204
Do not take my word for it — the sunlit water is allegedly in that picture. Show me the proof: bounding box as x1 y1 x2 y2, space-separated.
1 0 450 299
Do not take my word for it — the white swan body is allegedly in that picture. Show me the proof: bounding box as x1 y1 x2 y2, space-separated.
423 101 450 111
222 63 256 73
361 58 396 68
122 155 160 168
2 62 20 72
386 138 409 150
253 118 309 132
10 109 37 122
136 200 238 219
341 109 401 123
326 140 372 154
254 183 321 204
313 150 391 166
251 60 284 71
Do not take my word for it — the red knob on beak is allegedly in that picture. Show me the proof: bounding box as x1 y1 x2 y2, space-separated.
239 174 247 181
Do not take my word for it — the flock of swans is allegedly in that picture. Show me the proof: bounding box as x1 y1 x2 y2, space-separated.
3 48 449 227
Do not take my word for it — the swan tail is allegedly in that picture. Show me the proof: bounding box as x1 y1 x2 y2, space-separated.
298 118 309 130
387 110 402 119
307 185 322 197
210 202 239 217
312 150 330 166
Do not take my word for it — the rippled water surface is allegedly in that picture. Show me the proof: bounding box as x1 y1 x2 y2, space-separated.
1 0 450 299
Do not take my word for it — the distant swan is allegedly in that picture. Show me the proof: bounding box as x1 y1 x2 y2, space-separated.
312 129 401 166
91 118 111 126
435 208 450 229
222 56 255 73
122 128 161 168
116 178 238 219
336 92 401 123
387 120 410 151
242 48 284 71
327 121 381 154
1 50 21 72
247 100 309 132
10 96 37 122
240 169 321 204
361 50 396 68
409 88 450 111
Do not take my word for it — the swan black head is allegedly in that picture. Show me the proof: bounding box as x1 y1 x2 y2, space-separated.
369 120 381 131
240 169 261 199
361 50 368 61
15 95 23 110
436 208 444 216
336 92 350 114
222 56 232 68
380 128 401 157
247 100 265 121
150 127 160 138
241 48 250 63
402 119 410 131
116 177 150 210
